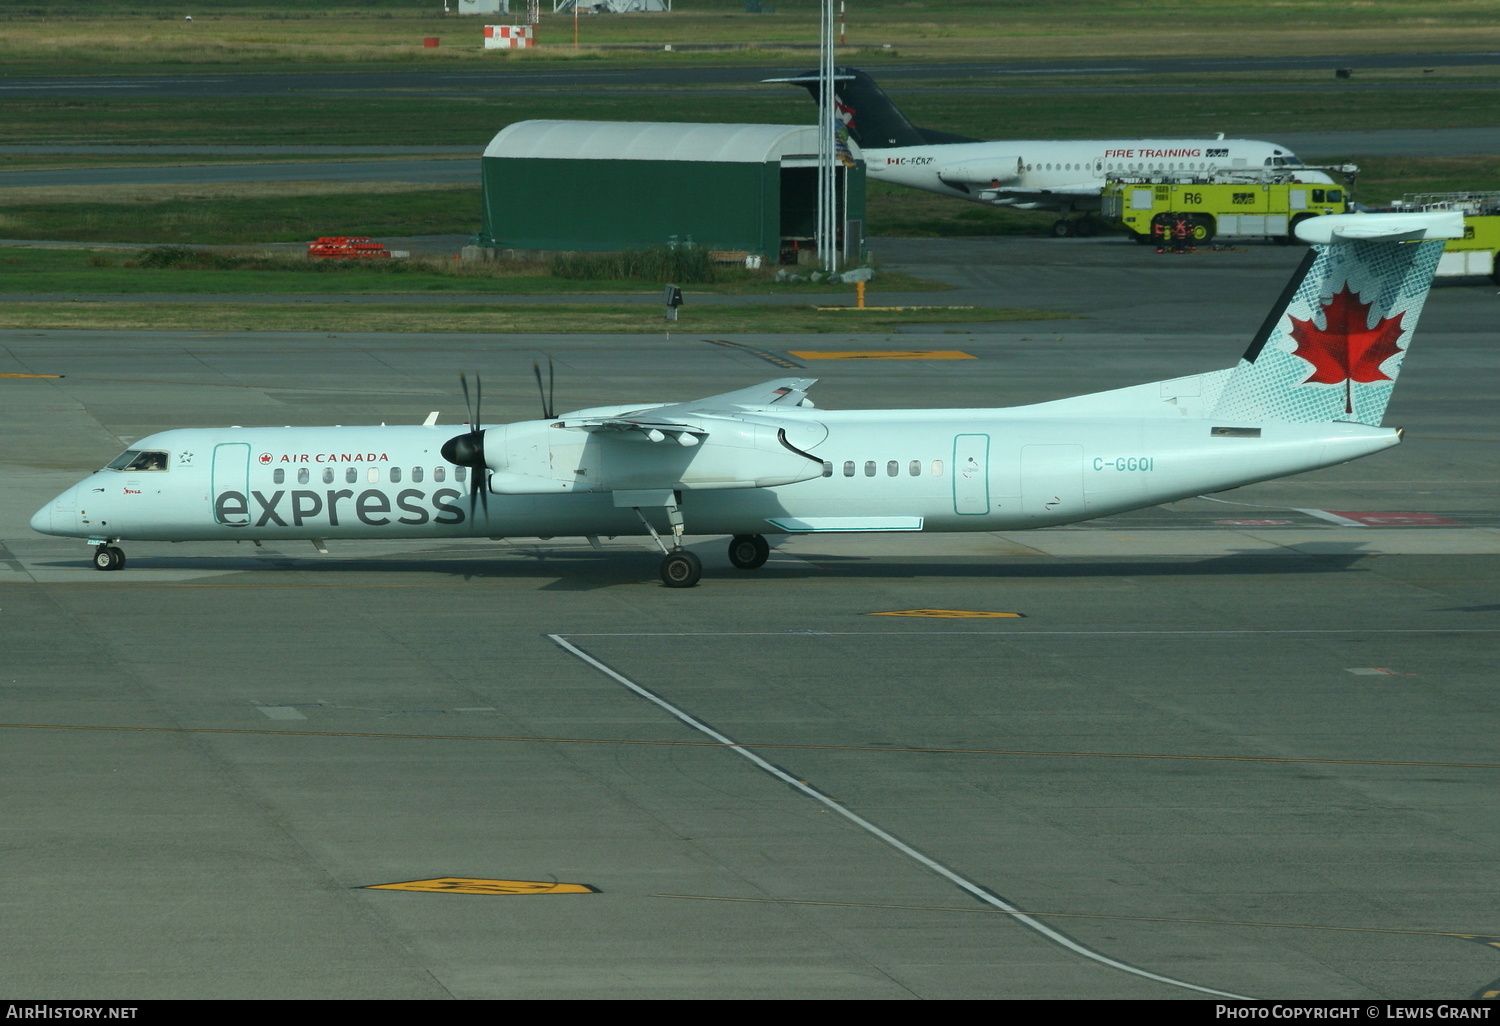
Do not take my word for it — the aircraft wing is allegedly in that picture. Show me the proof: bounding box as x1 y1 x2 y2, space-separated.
673 377 818 411
553 378 820 444
982 183 1102 199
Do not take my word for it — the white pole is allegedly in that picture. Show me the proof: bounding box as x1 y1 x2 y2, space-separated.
817 0 838 274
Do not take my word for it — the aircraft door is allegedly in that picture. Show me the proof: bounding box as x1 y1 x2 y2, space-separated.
211 442 251 525
952 433 990 515
1021 444 1085 517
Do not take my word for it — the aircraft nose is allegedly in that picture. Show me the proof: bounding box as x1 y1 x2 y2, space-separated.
30 484 78 537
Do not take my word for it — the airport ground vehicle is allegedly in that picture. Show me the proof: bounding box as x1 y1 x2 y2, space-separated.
1382 193 1500 282
1102 170 1353 245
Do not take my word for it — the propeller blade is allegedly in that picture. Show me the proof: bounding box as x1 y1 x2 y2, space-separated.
459 371 476 432
532 358 556 420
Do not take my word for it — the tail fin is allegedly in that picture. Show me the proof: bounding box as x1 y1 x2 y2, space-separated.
1210 212 1464 426
762 67 977 149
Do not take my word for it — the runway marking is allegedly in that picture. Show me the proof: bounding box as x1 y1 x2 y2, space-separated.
1347 667 1408 676
256 705 307 720
547 633 1250 1000
0 372 63 378
868 609 1024 618
7 721 1500 772
788 349 975 360
703 339 803 370
366 878 595 895
655 894 1496 941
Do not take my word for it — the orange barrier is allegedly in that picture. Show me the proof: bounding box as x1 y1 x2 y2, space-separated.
307 236 391 260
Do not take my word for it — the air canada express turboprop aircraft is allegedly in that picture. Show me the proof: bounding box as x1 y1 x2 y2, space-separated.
767 67 1334 237
31 212 1459 587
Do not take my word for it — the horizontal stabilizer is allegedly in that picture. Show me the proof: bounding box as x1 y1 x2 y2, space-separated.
1295 211 1465 244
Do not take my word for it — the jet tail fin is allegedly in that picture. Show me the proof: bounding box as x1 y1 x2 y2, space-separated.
763 67 976 149
1209 212 1463 427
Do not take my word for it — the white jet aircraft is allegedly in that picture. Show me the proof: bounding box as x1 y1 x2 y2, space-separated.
31 212 1459 587
767 67 1334 237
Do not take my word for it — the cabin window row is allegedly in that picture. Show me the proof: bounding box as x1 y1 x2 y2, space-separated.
820 460 945 479
272 466 468 485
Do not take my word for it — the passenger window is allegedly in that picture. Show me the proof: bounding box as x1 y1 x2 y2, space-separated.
322 467 334 484
843 461 855 477
297 468 309 484
909 460 921 477
390 467 402 483
455 466 466 482
931 460 944 477
412 467 424 483
821 461 832 478
434 467 445 483
346 467 358 484
273 468 285 484
887 460 899 477
864 461 876 477
368 468 379 483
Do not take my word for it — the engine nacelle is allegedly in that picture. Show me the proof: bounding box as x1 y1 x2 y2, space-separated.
484 418 828 495
937 156 1023 187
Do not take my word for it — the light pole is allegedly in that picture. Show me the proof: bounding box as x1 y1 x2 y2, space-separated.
816 0 839 274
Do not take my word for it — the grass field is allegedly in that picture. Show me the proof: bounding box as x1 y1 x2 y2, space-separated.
0 245 948 295
3 2 1498 72
3 157 1494 247
0 301 1065 334
5 78 1500 149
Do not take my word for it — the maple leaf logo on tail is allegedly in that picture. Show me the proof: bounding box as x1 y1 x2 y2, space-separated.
1288 285 1408 414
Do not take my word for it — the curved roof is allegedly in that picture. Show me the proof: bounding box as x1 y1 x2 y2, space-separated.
484 120 853 164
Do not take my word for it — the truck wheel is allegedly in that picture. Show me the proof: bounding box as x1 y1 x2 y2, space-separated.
1280 212 1317 245
1191 216 1215 243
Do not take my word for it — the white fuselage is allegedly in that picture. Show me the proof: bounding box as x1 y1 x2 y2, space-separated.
870 138 1333 211
31 410 1398 548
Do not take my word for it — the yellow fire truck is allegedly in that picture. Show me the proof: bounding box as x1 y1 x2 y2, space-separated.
1101 169 1353 245
1383 193 1500 282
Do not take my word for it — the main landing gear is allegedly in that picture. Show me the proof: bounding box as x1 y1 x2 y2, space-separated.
627 493 771 587
727 534 770 570
92 542 125 571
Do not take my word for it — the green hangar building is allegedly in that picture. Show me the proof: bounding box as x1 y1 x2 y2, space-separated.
472 120 866 264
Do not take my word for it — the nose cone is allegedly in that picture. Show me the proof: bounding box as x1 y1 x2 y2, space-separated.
30 484 79 537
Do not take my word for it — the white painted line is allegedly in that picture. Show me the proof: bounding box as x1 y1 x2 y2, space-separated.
559 628 1500 639
548 633 1252 1001
257 706 307 721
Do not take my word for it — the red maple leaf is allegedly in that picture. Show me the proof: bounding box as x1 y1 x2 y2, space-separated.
1288 285 1407 386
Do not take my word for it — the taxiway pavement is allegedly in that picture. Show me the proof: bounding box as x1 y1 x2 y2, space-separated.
2 240 1498 997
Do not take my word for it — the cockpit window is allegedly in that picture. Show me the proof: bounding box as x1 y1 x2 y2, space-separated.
105 449 169 472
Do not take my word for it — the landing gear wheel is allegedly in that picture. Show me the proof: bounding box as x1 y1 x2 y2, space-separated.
727 534 770 570
660 550 702 588
93 545 124 571
1075 218 1100 238
1049 219 1074 238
